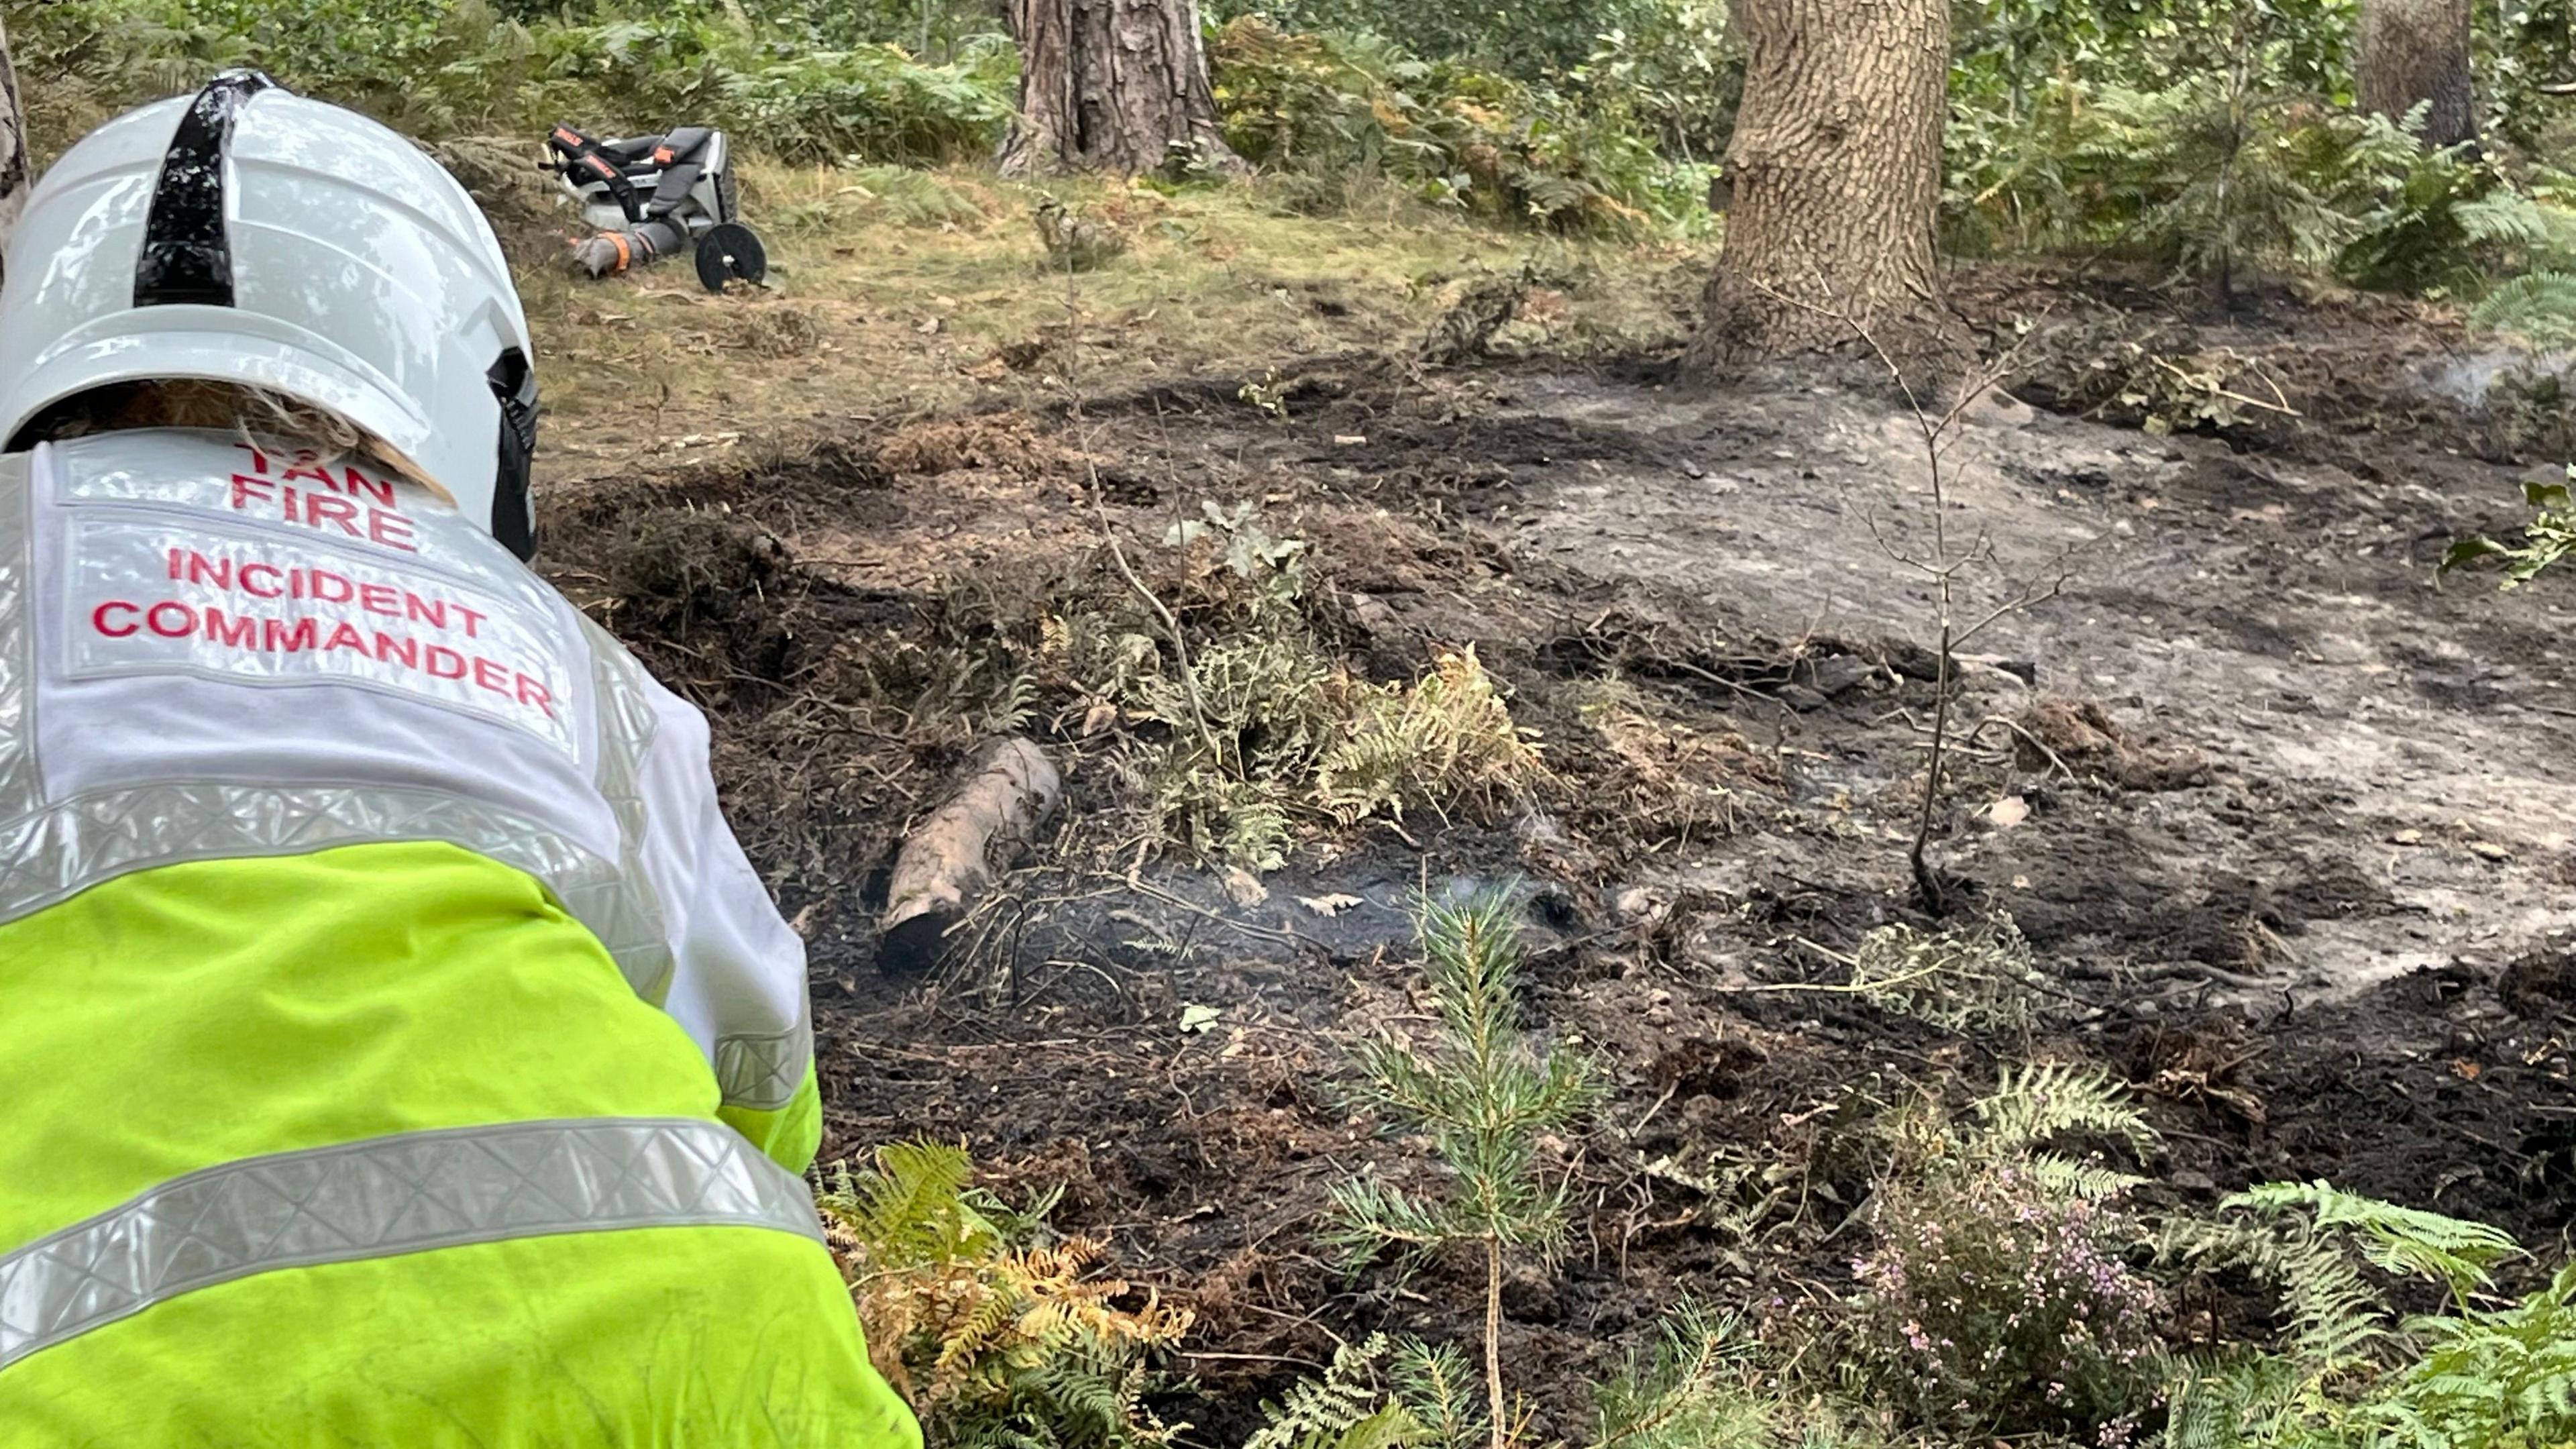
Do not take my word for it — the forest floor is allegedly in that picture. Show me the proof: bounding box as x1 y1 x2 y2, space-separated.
518 172 2576 1440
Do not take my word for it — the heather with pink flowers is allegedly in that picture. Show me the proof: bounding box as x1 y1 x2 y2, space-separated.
1851 1158 2164 1442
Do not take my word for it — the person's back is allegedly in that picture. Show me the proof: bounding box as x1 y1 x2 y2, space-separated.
0 74 919 1447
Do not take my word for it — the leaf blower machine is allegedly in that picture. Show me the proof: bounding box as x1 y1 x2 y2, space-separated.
543 123 768 292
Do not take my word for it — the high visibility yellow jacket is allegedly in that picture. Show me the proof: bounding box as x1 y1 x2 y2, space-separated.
0 430 920 1446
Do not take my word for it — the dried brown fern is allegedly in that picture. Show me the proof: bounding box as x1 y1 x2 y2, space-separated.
820 1142 1193 1446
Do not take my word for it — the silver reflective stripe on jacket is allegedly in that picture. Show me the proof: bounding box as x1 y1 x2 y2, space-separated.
0 458 38 823
0 778 642 953
716 1027 809 1110
0 1118 824 1373
580 617 676 1004
0 462 33 816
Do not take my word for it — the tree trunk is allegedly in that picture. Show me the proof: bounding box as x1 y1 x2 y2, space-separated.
2358 0 2477 150
1686 0 1949 370
1483 1236 1506 1449
0 15 30 279
998 0 1236 175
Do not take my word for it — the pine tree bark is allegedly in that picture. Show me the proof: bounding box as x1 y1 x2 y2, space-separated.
1686 0 1949 370
2357 0 2477 150
0 15 30 280
998 0 1237 175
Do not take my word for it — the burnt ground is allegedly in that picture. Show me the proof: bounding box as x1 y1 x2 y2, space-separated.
541 273 2576 1441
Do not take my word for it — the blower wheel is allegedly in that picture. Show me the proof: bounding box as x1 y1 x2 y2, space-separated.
695 222 767 293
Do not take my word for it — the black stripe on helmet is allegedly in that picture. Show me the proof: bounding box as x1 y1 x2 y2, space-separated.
133 70 281 309
486 348 539 561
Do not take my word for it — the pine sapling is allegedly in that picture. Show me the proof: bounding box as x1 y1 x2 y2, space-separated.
1327 889 1600 1449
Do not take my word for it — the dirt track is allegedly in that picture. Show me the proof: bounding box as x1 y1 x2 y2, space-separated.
543 288 2576 1438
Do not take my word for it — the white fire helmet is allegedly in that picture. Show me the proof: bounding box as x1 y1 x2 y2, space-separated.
0 72 541 558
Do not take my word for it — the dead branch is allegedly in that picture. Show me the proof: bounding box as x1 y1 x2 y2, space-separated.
879 736 1065 977
2147 354 2302 416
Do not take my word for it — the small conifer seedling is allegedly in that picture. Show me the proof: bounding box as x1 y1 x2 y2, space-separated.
1328 888 1601 1449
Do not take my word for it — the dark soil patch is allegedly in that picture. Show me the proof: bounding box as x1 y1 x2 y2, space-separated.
2249 973 2576 1243
2503 941 2576 1020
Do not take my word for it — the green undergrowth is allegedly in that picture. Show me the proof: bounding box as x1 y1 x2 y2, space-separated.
1036 504 1546 873
12 0 1015 164
1944 0 2576 320
1209 18 1713 237
11 0 1716 244
866 1030 2573 1449
1254 1061 2573 1449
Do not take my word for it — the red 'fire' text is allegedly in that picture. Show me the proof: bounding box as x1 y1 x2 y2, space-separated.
227 442 418 553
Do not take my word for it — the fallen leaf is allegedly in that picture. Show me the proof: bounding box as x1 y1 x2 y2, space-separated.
2469 840 2512 862
2392 828 2424 845
1299 893 1364 916
2452 1059 2481 1081
1080 700 1119 737
1986 796 2031 828
1178 1004 1222 1035
1222 867 1269 908
914 317 942 335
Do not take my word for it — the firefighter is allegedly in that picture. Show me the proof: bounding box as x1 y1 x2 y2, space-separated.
0 73 919 1447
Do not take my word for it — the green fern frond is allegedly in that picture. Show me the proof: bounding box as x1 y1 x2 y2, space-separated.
2162 1348 2310 1449
2151 1180 2563 1449
2237 1181 2523 1303
819 1138 998 1269
2279 1248 2392 1371
2372 1262 2576 1444
2025 1152 2148 1201
1246 1334 1415 1449
2457 191 2555 248
2470 271 2576 347
2156 1198 2394 1375
1974 1061 2157 1158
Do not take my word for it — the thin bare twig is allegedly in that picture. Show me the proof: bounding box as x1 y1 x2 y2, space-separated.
1740 274 2066 912
1083 453 1228 772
